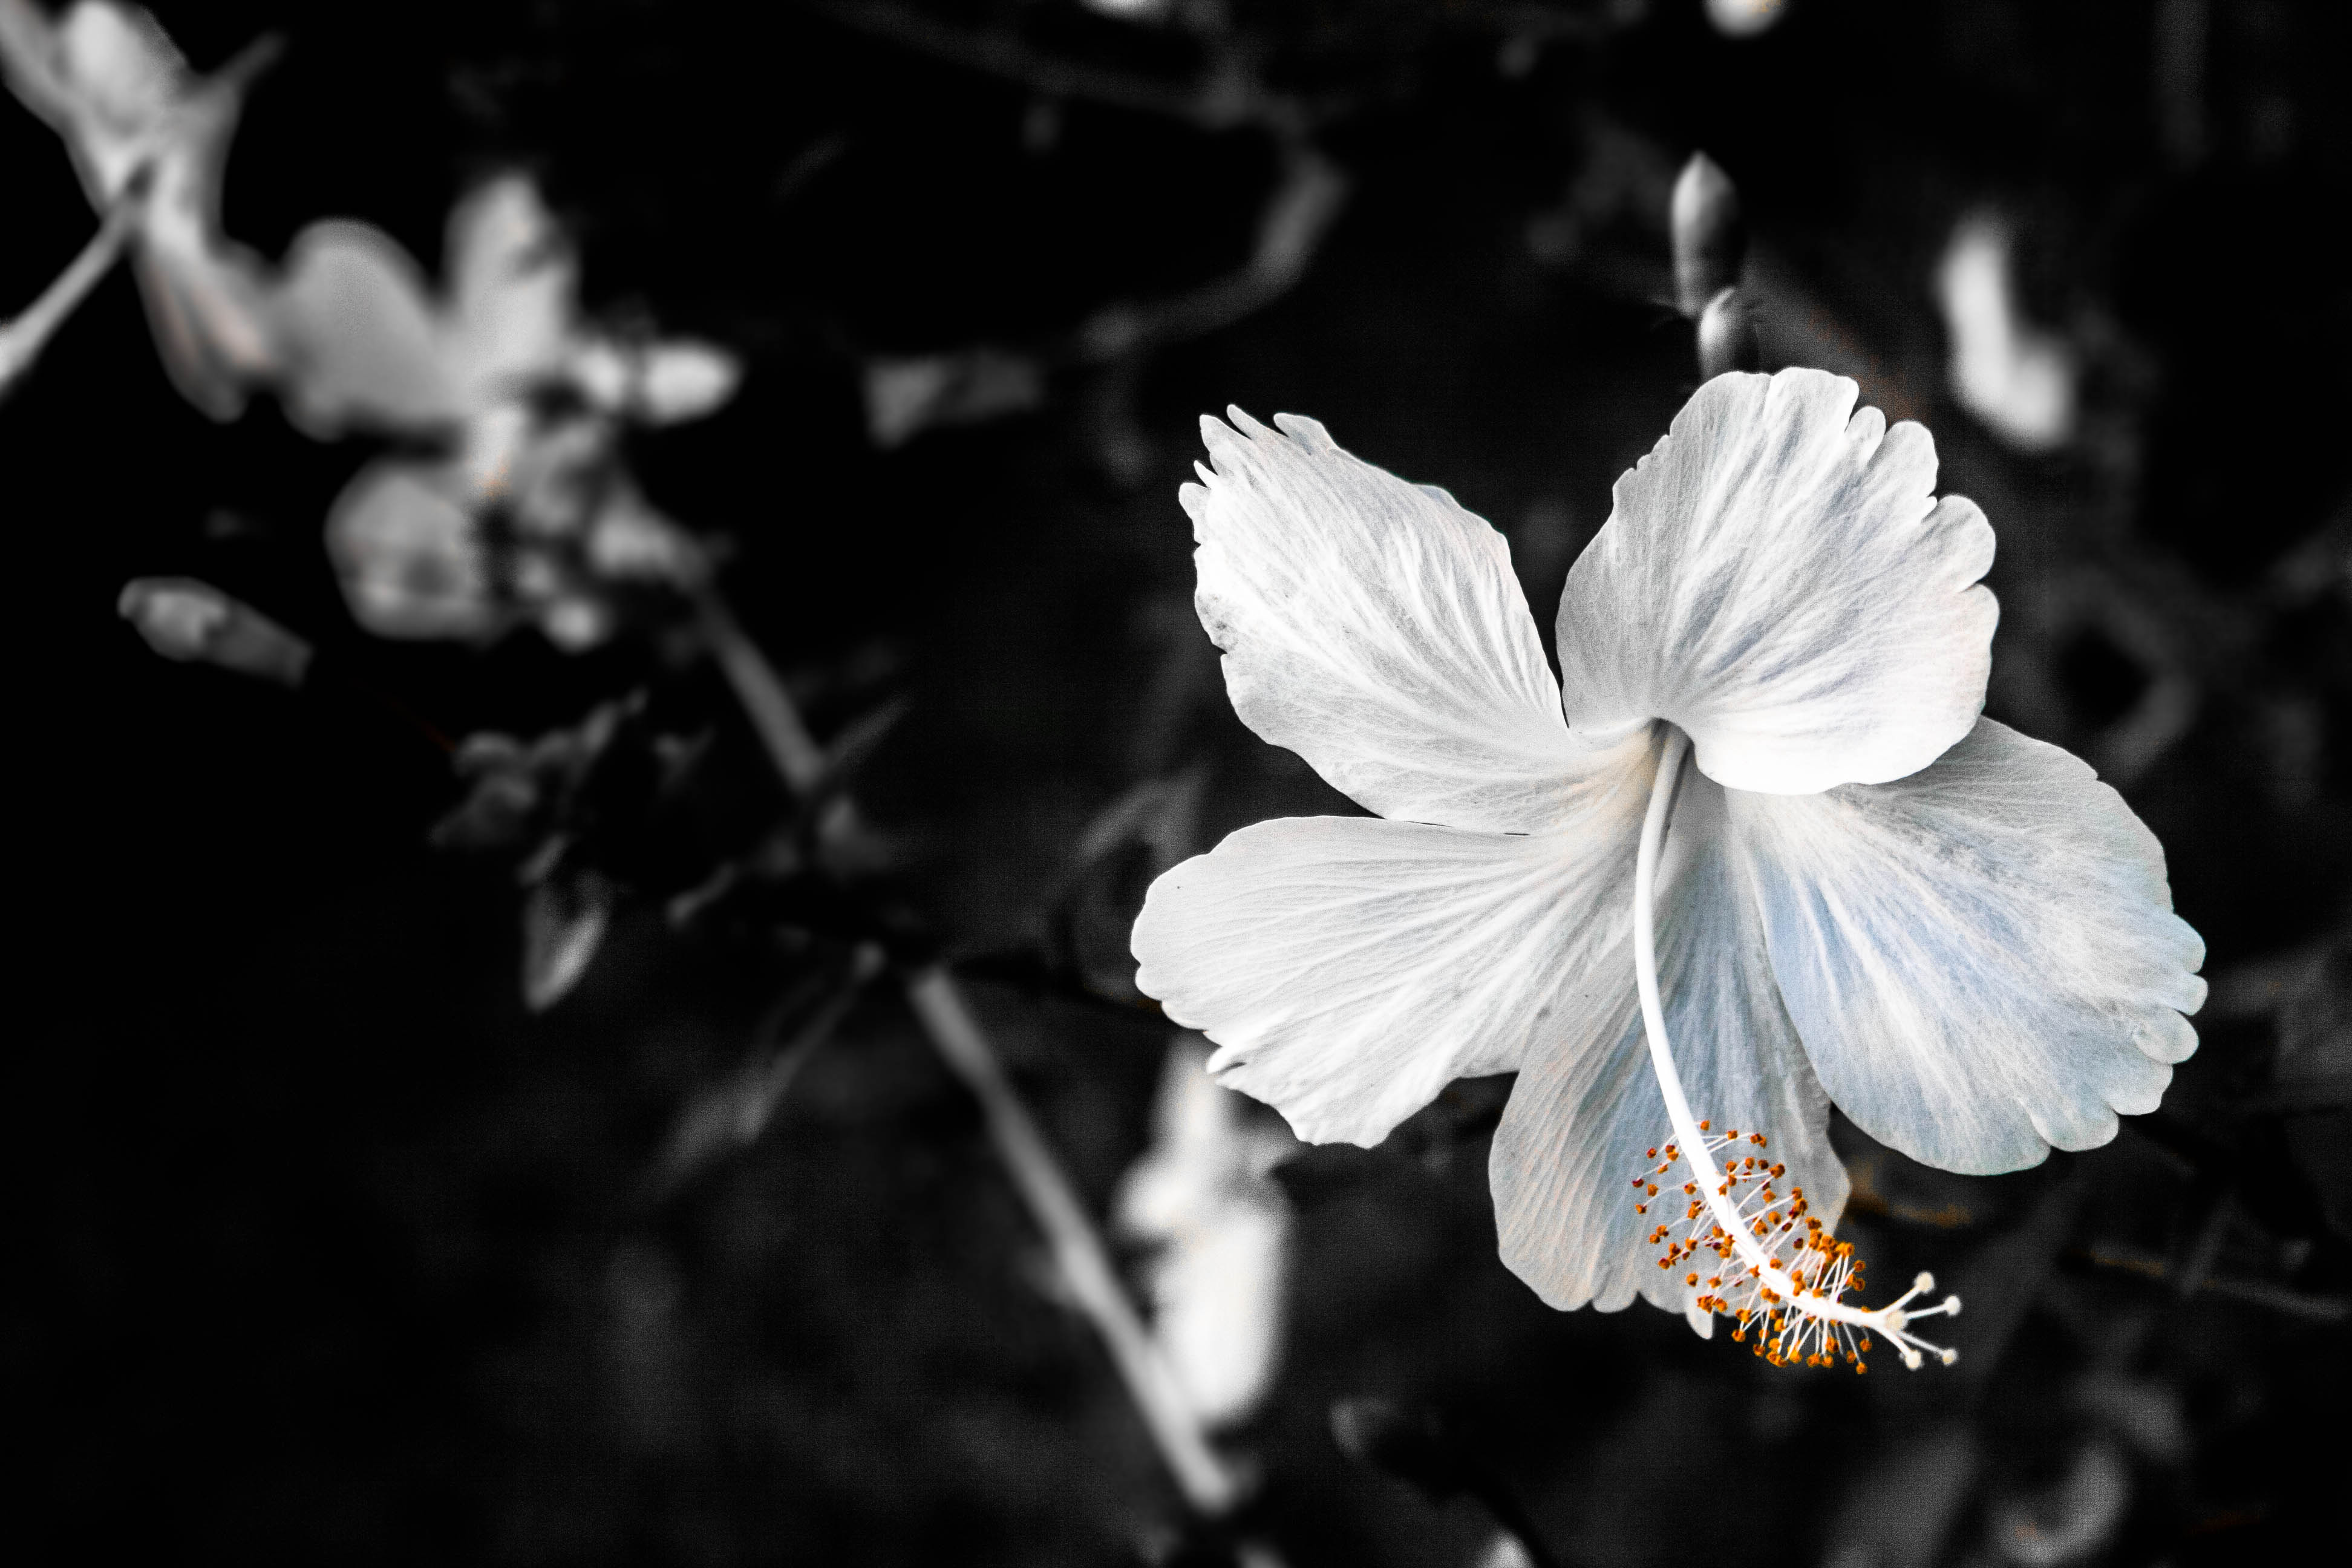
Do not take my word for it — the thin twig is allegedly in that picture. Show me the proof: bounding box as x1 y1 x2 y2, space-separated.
801 0 1278 131
0 203 133 393
906 967 1238 1512
693 583 1243 1515
2077 1242 2350 1325
1073 148 1348 364
693 589 828 795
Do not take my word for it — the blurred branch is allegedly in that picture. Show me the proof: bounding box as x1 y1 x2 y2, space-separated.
863 143 1348 465
953 944 1165 1018
907 969 1238 1513
0 198 132 394
693 573 1244 1517
2075 1241 2350 1325
692 588 828 794
802 0 1311 132
1074 146 1348 362
1330 1397 1568 1568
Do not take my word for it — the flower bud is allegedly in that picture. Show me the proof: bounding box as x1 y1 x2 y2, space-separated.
1707 0 1789 39
117 576 312 686
1696 286 1761 378
637 341 740 424
570 337 742 425
1671 152 1745 319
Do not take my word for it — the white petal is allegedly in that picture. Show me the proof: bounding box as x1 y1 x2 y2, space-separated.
1186 410 1593 833
1729 717 2207 1174
59 2 183 125
1133 766 1651 1147
1491 769 1848 1313
324 460 497 641
50 2 181 195
442 174 578 409
1555 369 1997 795
276 221 467 433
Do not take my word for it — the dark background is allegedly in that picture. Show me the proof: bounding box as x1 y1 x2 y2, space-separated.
5 2 2349 1564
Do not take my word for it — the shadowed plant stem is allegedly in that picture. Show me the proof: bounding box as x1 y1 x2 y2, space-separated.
1 203 134 393
691 589 1243 1517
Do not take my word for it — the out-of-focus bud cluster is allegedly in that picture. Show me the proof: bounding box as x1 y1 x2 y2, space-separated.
5 8 738 650
117 575 310 686
1671 151 1757 379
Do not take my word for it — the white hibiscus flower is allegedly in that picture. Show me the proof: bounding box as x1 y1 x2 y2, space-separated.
1131 368 2206 1369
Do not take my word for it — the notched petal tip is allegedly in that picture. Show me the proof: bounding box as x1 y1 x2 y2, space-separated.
1270 411 1334 451
1560 365 1998 795
1737 718 2207 1175
1177 404 1610 832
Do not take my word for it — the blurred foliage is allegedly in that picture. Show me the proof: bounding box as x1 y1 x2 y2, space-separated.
7 1 2351 1564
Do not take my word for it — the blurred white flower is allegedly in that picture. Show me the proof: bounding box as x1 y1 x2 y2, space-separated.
282 175 718 647
1114 1034 1296 1429
274 174 741 439
276 175 580 437
1707 0 1789 39
1131 371 2204 1364
0 0 279 414
325 462 501 641
117 575 310 685
1936 211 2077 452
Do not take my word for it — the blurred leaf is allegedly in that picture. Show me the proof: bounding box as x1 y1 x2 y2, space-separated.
1985 1440 2129 1568
651 945 883 1192
521 868 611 1012
1329 1397 1473 1502
1948 1178 2085 1390
1818 1425 1979 1568
863 348 1044 449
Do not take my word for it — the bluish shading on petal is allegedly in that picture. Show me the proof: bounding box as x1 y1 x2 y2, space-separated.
1134 747 1651 1146
1730 717 2206 1174
1492 769 1849 1312
1185 410 1594 833
1555 368 1997 795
